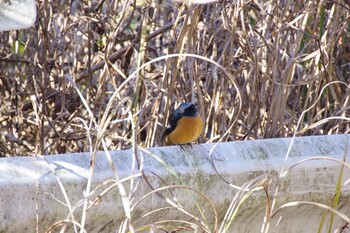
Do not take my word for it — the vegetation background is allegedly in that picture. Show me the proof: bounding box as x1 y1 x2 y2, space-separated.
1 0 350 156
1 1 350 232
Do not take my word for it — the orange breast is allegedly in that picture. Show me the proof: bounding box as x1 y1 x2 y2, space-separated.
166 115 203 145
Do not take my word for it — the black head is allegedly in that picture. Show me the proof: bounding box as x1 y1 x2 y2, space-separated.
182 103 198 117
172 102 198 117
170 102 199 125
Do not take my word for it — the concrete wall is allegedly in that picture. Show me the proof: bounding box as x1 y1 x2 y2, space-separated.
0 0 36 31
0 134 349 232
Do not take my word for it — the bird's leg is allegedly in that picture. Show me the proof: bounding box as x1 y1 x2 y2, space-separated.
179 143 192 150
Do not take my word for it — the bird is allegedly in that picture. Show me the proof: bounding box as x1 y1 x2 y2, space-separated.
162 102 203 146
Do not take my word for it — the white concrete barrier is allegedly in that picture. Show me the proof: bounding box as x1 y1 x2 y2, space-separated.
0 134 349 232
0 0 36 32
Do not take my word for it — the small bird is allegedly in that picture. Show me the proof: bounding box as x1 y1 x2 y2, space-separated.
162 102 203 146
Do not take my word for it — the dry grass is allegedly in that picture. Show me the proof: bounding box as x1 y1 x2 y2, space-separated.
1 0 350 156
1 1 350 232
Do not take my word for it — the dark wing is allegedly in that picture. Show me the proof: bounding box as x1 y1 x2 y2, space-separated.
161 126 175 141
161 102 193 140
